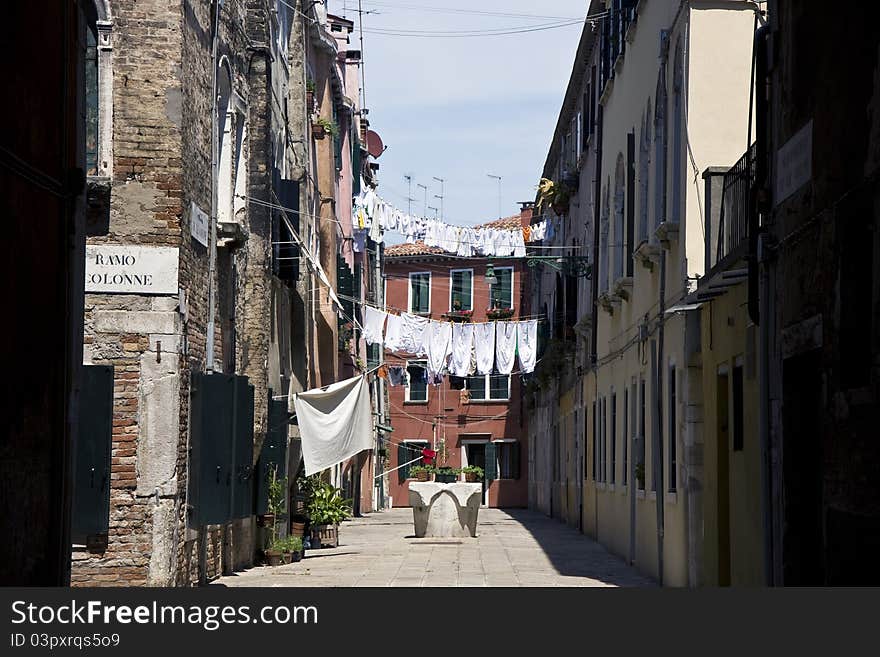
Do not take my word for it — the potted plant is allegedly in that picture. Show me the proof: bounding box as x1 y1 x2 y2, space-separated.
409 465 432 482
486 306 515 320
460 465 484 483
283 535 303 563
306 482 351 548
260 468 286 531
290 512 309 538
266 536 285 567
312 117 339 140
433 466 458 484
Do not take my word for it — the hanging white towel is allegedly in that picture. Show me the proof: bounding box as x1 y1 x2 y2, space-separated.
423 320 452 379
293 375 374 476
474 321 497 375
363 306 387 346
450 323 475 377
516 319 538 373
384 313 404 352
399 312 429 355
495 321 517 375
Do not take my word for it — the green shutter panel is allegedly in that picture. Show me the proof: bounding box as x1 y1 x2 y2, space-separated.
484 442 497 482
232 377 255 519
398 443 407 484
190 373 236 525
256 395 288 515
72 365 114 542
512 442 521 480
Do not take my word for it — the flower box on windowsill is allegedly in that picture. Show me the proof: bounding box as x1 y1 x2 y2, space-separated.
486 307 515 320
443 310 474 322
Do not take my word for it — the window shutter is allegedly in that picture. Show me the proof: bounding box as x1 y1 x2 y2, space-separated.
255 395 288 515
189 373 235 526
512 443 521 480
72 365 114 542
232 377 255 519
485 442 497 482
398 443 407 484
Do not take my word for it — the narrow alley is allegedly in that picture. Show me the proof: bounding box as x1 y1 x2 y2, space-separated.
213 509 653 588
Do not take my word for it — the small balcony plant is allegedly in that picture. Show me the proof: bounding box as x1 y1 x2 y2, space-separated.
312 117 339 140
460 465 484 483
409 465 432 482
486 306 514 320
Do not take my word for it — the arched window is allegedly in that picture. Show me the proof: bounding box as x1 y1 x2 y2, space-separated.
639 100 652 243
671 39 684 224
613 153 625 281
654 66 668 231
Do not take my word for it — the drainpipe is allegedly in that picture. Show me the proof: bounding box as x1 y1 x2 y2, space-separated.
591 103 603 540
752 22 774 586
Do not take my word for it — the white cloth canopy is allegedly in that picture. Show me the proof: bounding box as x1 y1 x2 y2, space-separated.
293 375 374 477
516 319 538 373
474 321 496 375
495 321 517 375
450 323 475 377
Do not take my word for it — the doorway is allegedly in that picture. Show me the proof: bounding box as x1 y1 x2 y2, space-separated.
463 441 489 507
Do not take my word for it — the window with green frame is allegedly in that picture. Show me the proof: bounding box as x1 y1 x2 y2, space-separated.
450 270 473 311
466 374 510 401
490 267 513 309
409 273 430 314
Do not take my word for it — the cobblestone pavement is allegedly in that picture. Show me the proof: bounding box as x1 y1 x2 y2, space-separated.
213 508 655 587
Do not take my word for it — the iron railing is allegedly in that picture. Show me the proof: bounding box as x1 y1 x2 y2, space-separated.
715 142 756 267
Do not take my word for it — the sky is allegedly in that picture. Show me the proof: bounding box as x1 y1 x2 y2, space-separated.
327 0 590 243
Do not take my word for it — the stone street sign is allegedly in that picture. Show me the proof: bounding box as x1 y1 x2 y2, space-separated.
85 245 179 294
775 119 813 206
190 200 209 247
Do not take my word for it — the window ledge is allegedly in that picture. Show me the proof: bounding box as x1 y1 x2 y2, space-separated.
403 400 429 406
607 483 616 492
612 276 634 301
596 482 606 491
633 239 661 271
636 489 646 499
654 221 680 249
619 484 628 495
466 399 510 404
666 491 678 505
649 491 657 500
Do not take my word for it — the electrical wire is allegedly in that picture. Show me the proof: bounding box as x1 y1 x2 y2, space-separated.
359 20 585 38
357 1 585 21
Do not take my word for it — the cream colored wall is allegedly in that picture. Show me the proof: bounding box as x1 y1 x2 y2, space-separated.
700 282 764 585
590 0 755 586
684 5 756 279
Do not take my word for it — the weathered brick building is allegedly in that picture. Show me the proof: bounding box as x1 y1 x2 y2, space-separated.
70 0 376 586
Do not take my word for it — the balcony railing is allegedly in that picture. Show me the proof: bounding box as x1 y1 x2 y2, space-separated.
716 143 756 268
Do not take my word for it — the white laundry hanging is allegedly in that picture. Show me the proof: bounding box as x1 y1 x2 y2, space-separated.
398 312 429 355
423 320 452 379
450 323 475 378
384 313 404 352
473 321 497 375
363 306 387 346
494 321 517 375
293 374 374 477
516 319 538 373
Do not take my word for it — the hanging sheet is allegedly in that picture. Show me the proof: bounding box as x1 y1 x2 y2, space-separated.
516 319 538 374
495 321 517 375
474 321 497 375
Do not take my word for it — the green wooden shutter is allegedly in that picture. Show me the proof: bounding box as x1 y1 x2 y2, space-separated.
189 373 235 526
256 395 288 515
232 377 255 519
484 442 497 482
398 443 407 484
512 442 521 480
72 365 114 542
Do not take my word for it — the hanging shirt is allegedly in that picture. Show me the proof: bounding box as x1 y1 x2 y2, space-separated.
352 228 367 253
495 321 517 375
363 306 388 346
474 321 497 375
450 323 475 378
456 227 473 257
512 229 526 258
384 313 405 353
387 366 407 387
516 319 538 373
423 320 452 380
398 312 429 355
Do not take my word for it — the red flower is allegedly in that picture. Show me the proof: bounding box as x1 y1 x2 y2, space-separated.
421 448 437 465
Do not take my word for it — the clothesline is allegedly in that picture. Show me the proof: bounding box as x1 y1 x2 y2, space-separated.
334 292 548 323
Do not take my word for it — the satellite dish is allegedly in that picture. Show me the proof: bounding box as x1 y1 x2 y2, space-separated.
366 130 384 158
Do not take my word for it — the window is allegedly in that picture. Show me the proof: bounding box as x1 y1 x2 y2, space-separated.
654 65 668 230
467 374 510 401
592 401 598 481
671 40 684 224
409 272 431 314
398 440 429 482
85 23 99 176
495 441 521 479
611 393 617 485
639 101 652 243
405 360 428 402
614 154 626 281
601 397 608 483
668 365 677 491
450 269 473 311
489 267 513 309
638 378 646 490
733 360 744 452
626 131 635 277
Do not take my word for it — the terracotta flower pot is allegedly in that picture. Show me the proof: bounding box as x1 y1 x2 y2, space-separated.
312 123 326 139
465 473 479 483
265 550 282 567
414 471 429 482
